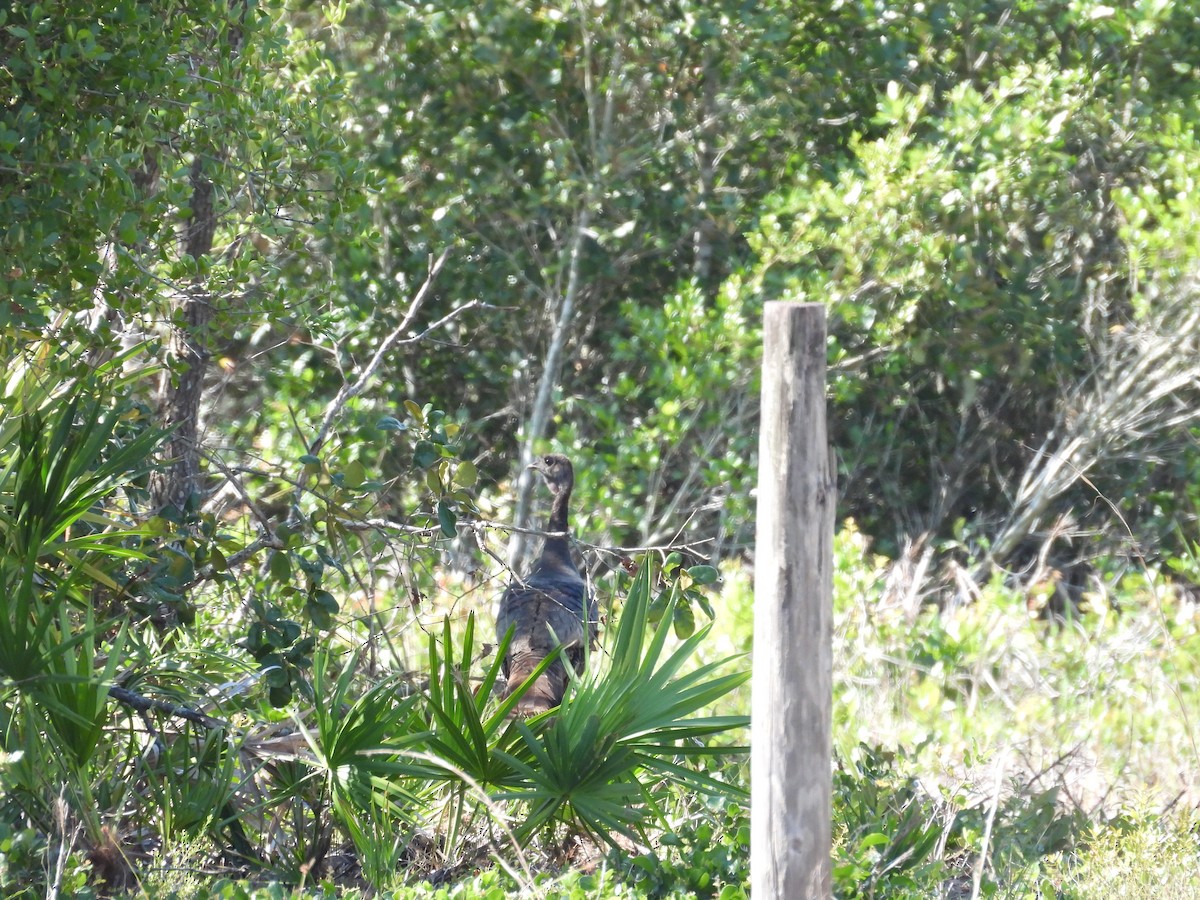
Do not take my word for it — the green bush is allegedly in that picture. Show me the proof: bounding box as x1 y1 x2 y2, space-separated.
746 62 1200 557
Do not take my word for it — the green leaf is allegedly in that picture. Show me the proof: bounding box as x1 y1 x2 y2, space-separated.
437 500 456 537
413 440 439 468
377 415 406 432
311 589 339 614
269 682 293 707
343 459 365 489
453 459 477 488
497 555 748 846
648 588 670 627
687 564 719 585
688 587 715 619
858 832 891 853
673 601 696 639
664 551 683 575
264 661 289 687
307 589 339 630
269 551 291 582
117 211 139 244
307 602 333 630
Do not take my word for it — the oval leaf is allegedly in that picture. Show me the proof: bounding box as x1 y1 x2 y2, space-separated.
269 550 291 582
857 832 891 851
673 601 696 639
648 588 670 627
453 459 477 488
413 440 439 468
311 589 340 613
268 683 293 708
343 459 366 489
377 415 406 432
306 602 333 630
437 500 457 537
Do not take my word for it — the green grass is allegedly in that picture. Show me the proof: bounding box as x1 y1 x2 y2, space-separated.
830 526 1200 896
8 517 1200 898
1044 815 1200 898
686 523 1200 897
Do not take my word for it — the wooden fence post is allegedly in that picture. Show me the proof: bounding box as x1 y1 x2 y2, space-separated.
752 302 834 898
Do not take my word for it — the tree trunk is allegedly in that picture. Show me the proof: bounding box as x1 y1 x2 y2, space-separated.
506 206 591 571
693 45 719 288
150 157 216 513
148 2 246 513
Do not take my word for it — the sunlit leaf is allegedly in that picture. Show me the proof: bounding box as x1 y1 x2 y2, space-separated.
453 459 477 488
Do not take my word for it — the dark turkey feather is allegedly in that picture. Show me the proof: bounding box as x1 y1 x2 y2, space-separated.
496 454 597 715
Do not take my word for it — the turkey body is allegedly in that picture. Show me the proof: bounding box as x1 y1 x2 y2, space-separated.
496 454 597 715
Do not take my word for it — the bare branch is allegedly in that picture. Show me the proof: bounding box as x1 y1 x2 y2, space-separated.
203 451 275 534
399 298 499 345
108 685 227 730
308 248 451 455
329 513 713 566
506 205 592 570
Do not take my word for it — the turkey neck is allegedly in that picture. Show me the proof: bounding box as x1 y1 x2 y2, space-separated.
537 484 576 572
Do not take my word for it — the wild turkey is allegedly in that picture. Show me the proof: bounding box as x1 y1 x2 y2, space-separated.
496 453 597 715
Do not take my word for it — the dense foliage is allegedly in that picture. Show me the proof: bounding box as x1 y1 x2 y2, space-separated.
4 0 1200 894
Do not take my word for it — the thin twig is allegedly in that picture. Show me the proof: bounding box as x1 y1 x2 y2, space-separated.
308 249 451 455
47 791 75 900
175 533 283 592
971 751 1009 900
401 298 498 345
332 514 714 561
204 450 275 534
